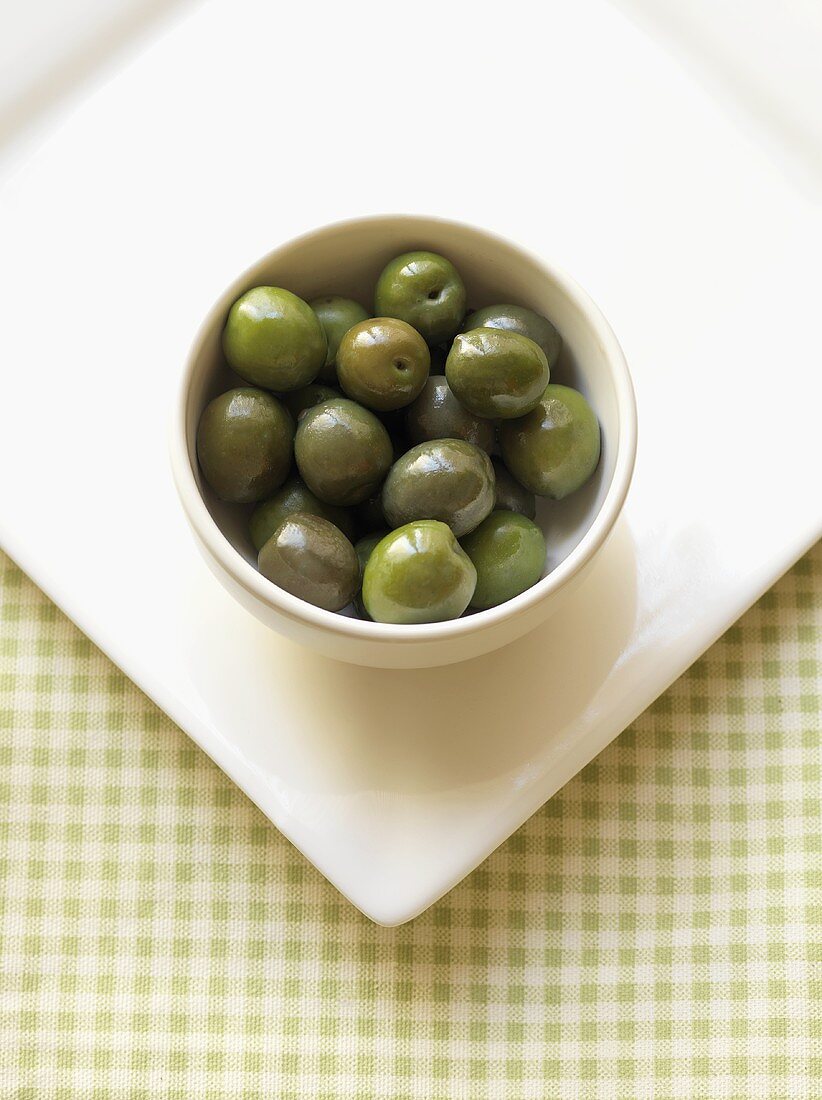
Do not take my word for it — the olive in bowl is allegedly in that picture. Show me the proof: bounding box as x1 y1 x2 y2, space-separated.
310 295 369 384
381 439 496 538
462 303 562 368
405 375 495 453
374 250 466 346
171 215 636 668
336 318 430 411
446 328 550 419
362 521 477 626
295 398 393 506
500 384 601 499
257 513 359 613
196 387 293 504
223 286 326 392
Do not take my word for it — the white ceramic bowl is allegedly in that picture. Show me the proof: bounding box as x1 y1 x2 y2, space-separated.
171 215 636 669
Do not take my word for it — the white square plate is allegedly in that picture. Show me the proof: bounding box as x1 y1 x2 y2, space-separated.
0 0 820 923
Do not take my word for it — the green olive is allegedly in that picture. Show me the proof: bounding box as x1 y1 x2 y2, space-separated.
196 387 293 503
374 251 467 345
222 286 326 391
257 513 359 612
492 458 536 519
309 296 370 384
249 474 356 551
405 375 495 452
461 511 546 609
445 328 550 419
381 439 495 538
353 530 389 619
355 530 389 577
337 317 430 411
462 303 562 368
499 384 600 498
295 397 393 506
362 521 477 624
282 383 340 420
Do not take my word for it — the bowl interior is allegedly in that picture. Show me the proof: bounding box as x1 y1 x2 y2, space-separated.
183 217 624 622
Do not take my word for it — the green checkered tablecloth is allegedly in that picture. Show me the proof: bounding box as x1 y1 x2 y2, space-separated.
0 544 820 1098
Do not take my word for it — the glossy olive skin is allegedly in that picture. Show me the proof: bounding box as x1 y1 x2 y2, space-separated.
405 375 495 453
310 296 369 384
461 511 546 609
462 303 562 368
381 439 495 538
374 251 467 345
446 329 550 419
295 398 393 506
492 458 536 519
337 318 430 411
500 384 601 499
222 287 327 391
249 474 356 551
257 513 359 612
196 387 293 503
283 383 339 420
353 530 388 619
362 521 477 625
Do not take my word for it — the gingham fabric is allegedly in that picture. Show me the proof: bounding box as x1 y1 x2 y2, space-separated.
0 543 820 1099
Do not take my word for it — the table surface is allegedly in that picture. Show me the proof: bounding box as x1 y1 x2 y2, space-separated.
1 543 819 1096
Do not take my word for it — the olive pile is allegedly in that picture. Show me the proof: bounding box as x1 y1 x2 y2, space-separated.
196 251 600 625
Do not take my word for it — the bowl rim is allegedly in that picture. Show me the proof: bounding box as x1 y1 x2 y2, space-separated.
170 213 637 645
